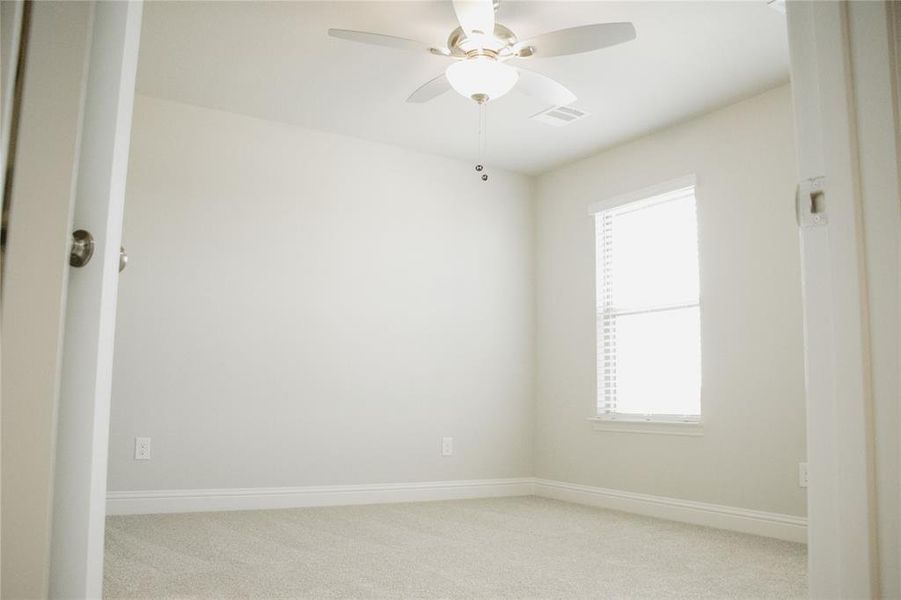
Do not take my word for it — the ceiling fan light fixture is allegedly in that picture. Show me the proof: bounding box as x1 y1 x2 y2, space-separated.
446 57 518 103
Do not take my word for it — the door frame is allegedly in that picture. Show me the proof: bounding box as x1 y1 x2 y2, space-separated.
786 1 900 597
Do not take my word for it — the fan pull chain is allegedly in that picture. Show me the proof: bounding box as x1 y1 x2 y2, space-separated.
475 101 488 182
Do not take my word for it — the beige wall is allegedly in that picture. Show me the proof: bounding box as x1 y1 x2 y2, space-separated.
532 84 807 517
107 96 534 492
111 87 807 520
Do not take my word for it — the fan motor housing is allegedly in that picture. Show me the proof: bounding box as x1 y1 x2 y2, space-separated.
447 24 518 58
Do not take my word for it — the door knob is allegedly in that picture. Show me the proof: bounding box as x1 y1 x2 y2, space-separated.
119 245 127 272
69 230 94 267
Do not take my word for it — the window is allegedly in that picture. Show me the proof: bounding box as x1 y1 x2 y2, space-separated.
594 179 701 422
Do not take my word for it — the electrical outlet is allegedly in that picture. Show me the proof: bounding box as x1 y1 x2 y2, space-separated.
135 437 151 460
799 462 808 488
441 437 453 456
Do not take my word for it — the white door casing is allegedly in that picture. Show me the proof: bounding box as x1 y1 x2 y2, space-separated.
849 2 901 596
785 1 901 597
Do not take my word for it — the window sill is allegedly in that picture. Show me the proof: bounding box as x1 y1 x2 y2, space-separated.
587 417 704 437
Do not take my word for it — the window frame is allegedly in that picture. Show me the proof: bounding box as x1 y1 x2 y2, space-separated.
588 175 703 430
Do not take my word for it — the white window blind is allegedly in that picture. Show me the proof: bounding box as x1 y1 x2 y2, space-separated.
595 184 701 421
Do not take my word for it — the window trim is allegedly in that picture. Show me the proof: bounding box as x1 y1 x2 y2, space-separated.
587 416 704 437
587 174 697 216
590 175 702 429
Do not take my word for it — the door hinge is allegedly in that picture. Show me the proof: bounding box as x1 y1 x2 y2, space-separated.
797 176 827 228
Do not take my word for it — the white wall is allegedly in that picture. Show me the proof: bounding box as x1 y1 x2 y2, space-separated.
533 85 808 517
107 96 534 492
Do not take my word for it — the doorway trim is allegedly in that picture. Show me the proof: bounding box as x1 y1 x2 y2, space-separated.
786 1 901 597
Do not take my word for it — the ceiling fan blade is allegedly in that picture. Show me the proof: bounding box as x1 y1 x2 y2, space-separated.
452 0 496 36
514 68 577 106
328 29 447 55
406 73 452 103
519 23 636 58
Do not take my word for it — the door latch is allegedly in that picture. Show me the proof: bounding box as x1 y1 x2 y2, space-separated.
797 176 827 228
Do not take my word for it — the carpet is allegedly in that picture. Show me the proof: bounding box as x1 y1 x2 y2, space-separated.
104 495 807 599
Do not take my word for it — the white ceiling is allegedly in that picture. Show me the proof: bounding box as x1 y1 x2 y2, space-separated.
135 1 789 175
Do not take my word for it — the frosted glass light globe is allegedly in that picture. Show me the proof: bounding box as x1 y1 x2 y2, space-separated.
446 57 518 103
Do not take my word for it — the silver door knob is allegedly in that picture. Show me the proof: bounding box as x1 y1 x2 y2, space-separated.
119 245 128 272
69 230 94 267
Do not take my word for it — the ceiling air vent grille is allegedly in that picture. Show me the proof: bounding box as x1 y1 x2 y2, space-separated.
530 105 591 127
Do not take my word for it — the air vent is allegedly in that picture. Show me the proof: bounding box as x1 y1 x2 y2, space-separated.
530 105 591 127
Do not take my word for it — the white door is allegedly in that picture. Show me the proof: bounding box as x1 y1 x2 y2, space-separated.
1 1 142 597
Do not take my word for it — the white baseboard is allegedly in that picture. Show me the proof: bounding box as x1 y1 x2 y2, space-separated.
107 477 807 544
533 479 807 543
106 478 535 516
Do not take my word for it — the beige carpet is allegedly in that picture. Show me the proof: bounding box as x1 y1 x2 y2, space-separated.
104 496 807 599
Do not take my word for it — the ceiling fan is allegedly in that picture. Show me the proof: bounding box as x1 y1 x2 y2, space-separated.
328 0 636 106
